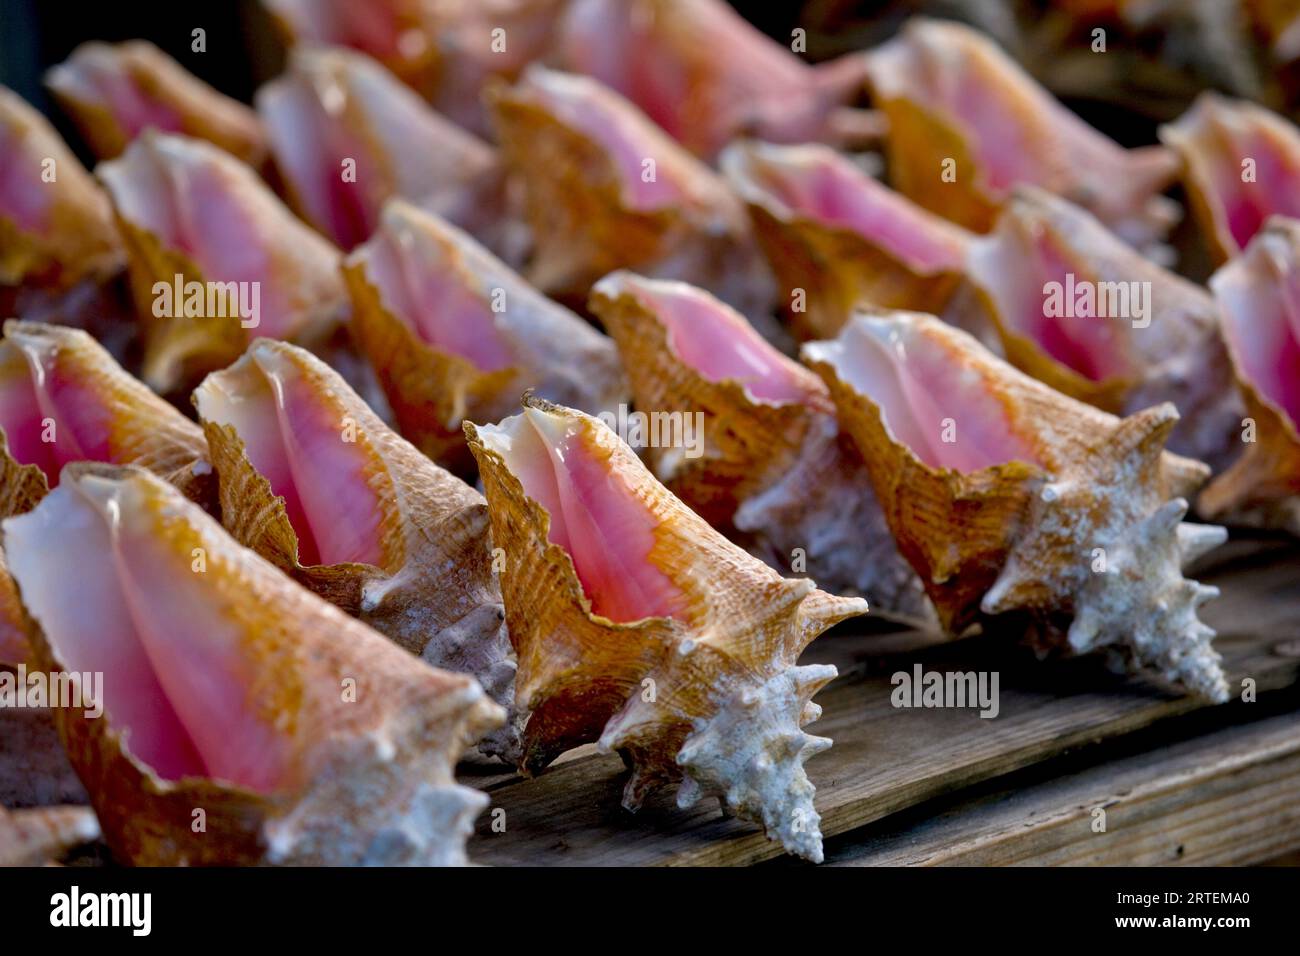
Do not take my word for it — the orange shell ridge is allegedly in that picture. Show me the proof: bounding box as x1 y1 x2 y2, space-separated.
804 310 1229 702
341 198 626 475
4 462 504 865
464 396 867 862
1200 216 1300 534
486 66 774 315
193 337 521 761
959 187 1242 469
721 139 973 341
589 270 933 627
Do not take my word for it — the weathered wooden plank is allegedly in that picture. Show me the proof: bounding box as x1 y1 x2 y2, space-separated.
820 709 1300 866
468 538 1300 866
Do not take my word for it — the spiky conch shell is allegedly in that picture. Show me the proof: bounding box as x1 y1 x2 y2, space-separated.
1200 217 1300 534
0 88 123 291
485 67 773 315
804 311 1229 702
720 140 972 341
193 338 521 761
341 199 626 475
0 804 100 866
589 271 933 627
1159 92 1300 264
44 40 267 165
4 462 503 865
958 187 1242 470
98 131 346 395
863 18 1179 247
464 397 868 862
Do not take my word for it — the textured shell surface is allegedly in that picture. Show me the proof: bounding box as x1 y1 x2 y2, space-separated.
464 396 868 862
487 65 775 315
45 40 267 165
960 187 1242 469
193 337 521 760
2 462 504 865
0 803 100 866
342 198 627 474
804 311 1229 702
256 46 515 256
0 87 123 291
555 0 875 160
722 139 974 340
590 270 933 626
1201 215 1300 534
864 18 1179 247
97 131 347 394
1160 92 1300 263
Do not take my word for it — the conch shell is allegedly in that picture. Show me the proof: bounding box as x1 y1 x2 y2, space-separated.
465 397 868 862
590 271 932 626
556 0 877 159
98 131 347 394
0 551 28 666
193 337 520 760
0 804 100 866
262 0 565 138
487 66 774 315
1160 92 1300 263
721 140 973 340
960 187 1242 469
864 18 1179 246
1200 216 1300 534
0 320 212 506
342 199 625 473
45 40 267 165
4 463 504 865
256 46 513 255
804 311 1229 702
0 87 122 291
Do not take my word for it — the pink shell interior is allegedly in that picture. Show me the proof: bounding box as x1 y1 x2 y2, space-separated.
483 405 686 624
0 101 55 234
194 342 386 568
4 473 289 790
47 45 184 142
810 315 1042 471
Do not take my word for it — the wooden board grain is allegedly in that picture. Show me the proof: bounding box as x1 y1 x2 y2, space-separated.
820 709 1300 866
468 538 1300 866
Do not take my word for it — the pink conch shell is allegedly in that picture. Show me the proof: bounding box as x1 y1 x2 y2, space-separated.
590 271 933 626
98 131 347 394
4 463 504 865
263 0 565 137
0 804 100 866
804 311 1229 702
465 397 868 862
193 338 520 760
0 87 122 291
721 140 973 340
342 199 625 473
1160 92 1300 263
45 40 267 165
1201 216 1300 534
487 66 774 315
864 18 1179 246
556 0 878 159
960 187 1242 469
256 46 513 255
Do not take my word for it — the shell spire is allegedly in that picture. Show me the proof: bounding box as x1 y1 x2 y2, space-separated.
1200 216 1300 534
590 270 932 625
487 66 774 315
465 397 867 861
193 338 521 761
342 199 626 474
98 131 347 394
804 311 1229 702
3 463 504 865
